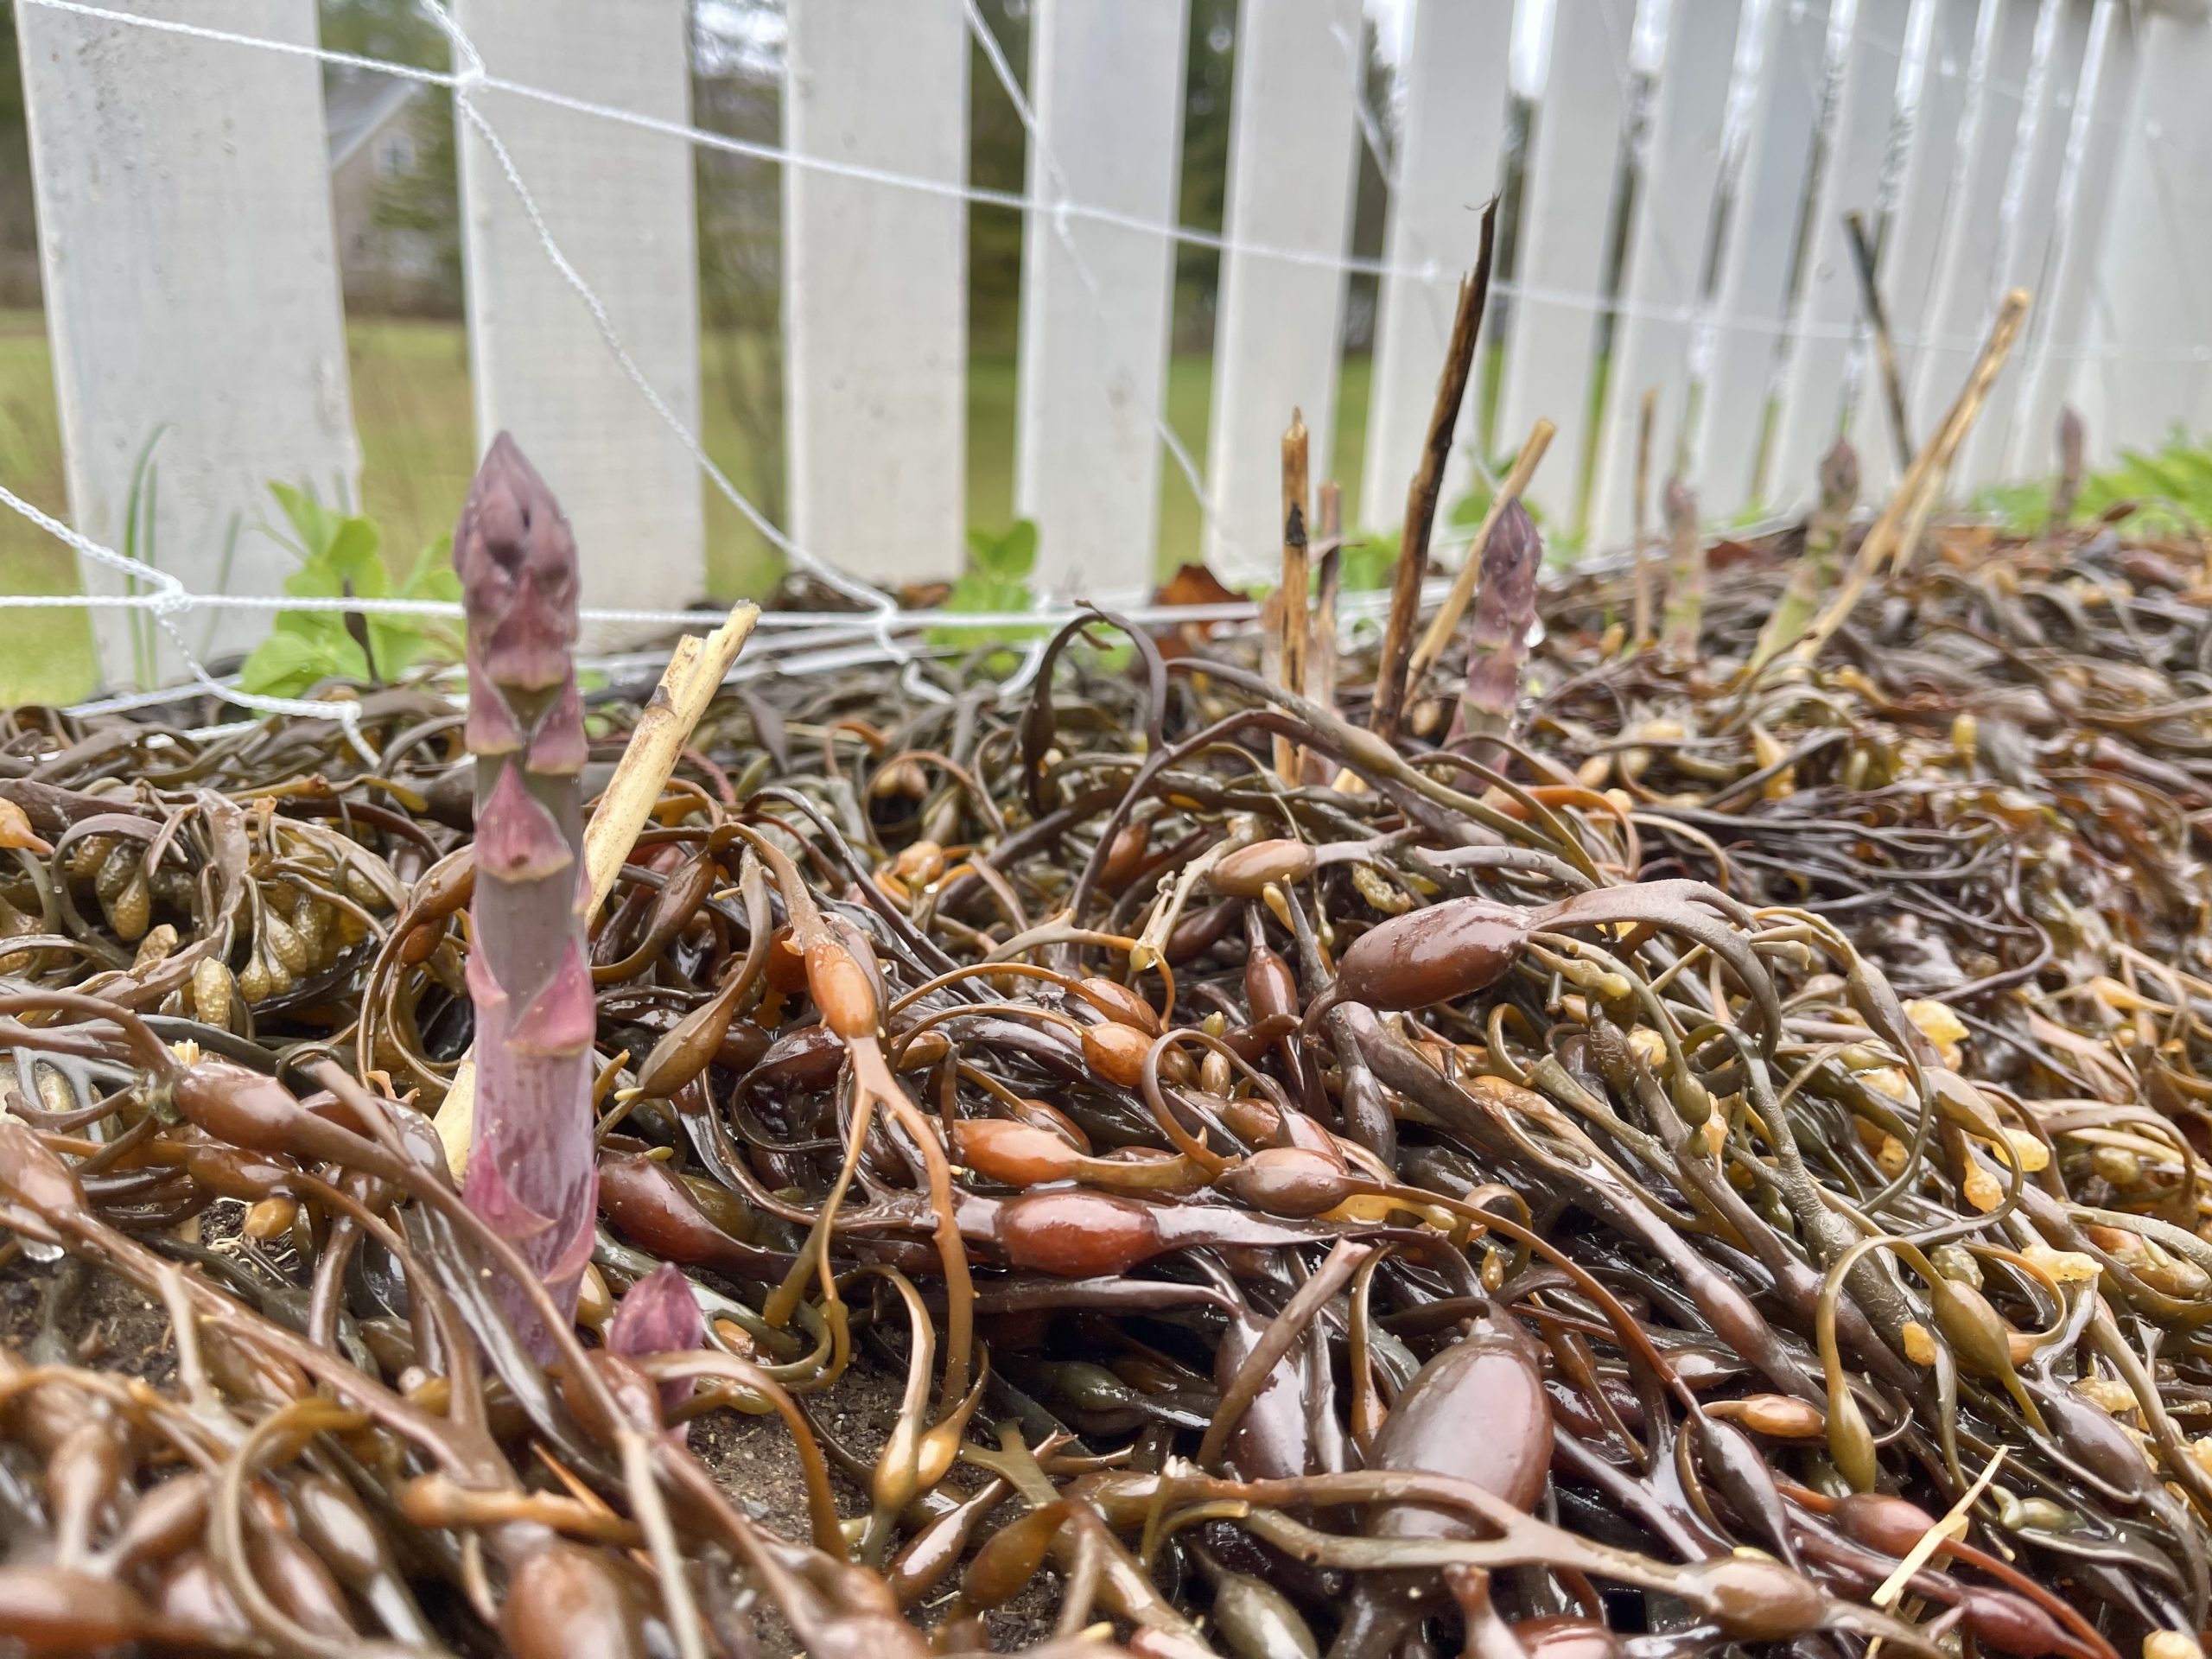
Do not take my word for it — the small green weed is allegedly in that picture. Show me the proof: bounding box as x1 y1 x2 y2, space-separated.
237 483 462 698
1981 431 2212 537
927 519 1052 666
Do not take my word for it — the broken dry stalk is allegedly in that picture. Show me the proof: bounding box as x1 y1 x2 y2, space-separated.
451 434 598 1357
1632 387 1657 652
1409 418 1555 686
1309 480 1343 739
1846 212 1913 475
1276 412 1311 785
1659 477 1703 658
1373 197 1497 744
2053 406 2084 525
1797 289 2030 655
1749 437 1859 674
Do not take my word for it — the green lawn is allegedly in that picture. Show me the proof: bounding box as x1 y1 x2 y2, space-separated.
0 310 1374 703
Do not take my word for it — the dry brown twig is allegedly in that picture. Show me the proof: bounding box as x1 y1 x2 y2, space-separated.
1372 197 1497 745
1276 412 1311 785
1631 387 1657 652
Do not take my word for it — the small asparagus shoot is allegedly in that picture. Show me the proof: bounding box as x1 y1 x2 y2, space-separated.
1447 499 1541 768
453 434 597 1360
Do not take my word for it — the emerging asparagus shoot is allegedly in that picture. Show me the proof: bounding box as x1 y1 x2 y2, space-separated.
453 433 597 1359
1447 499 1541 767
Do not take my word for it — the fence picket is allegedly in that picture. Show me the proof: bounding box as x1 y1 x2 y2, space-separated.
12 0 2212 683
16 0 359 690
456 0 703 642
1954 0 2095 492
1846 0 1981 493
1014 0 1188 596
1689 0 1835 520
2069 3 2212 459
1766 0 1912 513
785 0 968 585
1494 0 1637 536
2008 0 2139 476
1904 0 2037 451
1358 0 1513 538
1586 0 1747 555
1205 0 1363 585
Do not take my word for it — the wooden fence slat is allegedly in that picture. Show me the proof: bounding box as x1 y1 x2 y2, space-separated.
2008 0 2139 475
1493 0 1637 536
1586 0 1746 554
1015 0 1188 596
1357 0 1513 537
1846 0 1980 494
16 0 359 690
1955 0 2095 491
1765 0 1912 513
785 0 967 585
1205 0 1363 586
455 0 702 643
1689 0 1834 519
1904 0 2037 448
2068 3 2212 460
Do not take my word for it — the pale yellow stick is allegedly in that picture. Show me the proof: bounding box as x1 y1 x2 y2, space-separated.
434 601 760 1176
1407 419 1555 685
1796 289 2029 659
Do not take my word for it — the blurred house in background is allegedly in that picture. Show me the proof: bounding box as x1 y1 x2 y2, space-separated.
325 67 455 314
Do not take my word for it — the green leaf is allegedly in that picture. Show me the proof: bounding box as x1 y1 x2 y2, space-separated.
400 536 459 601
1339 533 1399 593
238 630 340 698
966 518 1039 581
268 481 349 565
271 608 344 645
998 518 1038 579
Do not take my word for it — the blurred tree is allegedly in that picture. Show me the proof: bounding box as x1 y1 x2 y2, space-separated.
967 0 1030 357
693 0 786 533
321 0 461 315
1 3 39 305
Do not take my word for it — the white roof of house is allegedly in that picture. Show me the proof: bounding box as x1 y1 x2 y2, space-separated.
326 73 422 169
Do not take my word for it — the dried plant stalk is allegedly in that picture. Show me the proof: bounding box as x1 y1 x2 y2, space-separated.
1802 288 2030 656
1631 388 1656 652
1659 477 1702 658
1308 480 1343 737
1749 437 1859 674
1373 199 1497 744
2053 406 2084 525
1276 412 1311 785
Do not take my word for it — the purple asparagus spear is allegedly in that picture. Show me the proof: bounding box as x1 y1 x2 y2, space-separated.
454 434 597 1360
1447 499 1541 769
607 1262 707 1435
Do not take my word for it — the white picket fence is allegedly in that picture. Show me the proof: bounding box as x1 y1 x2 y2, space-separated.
11 0 2212 696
